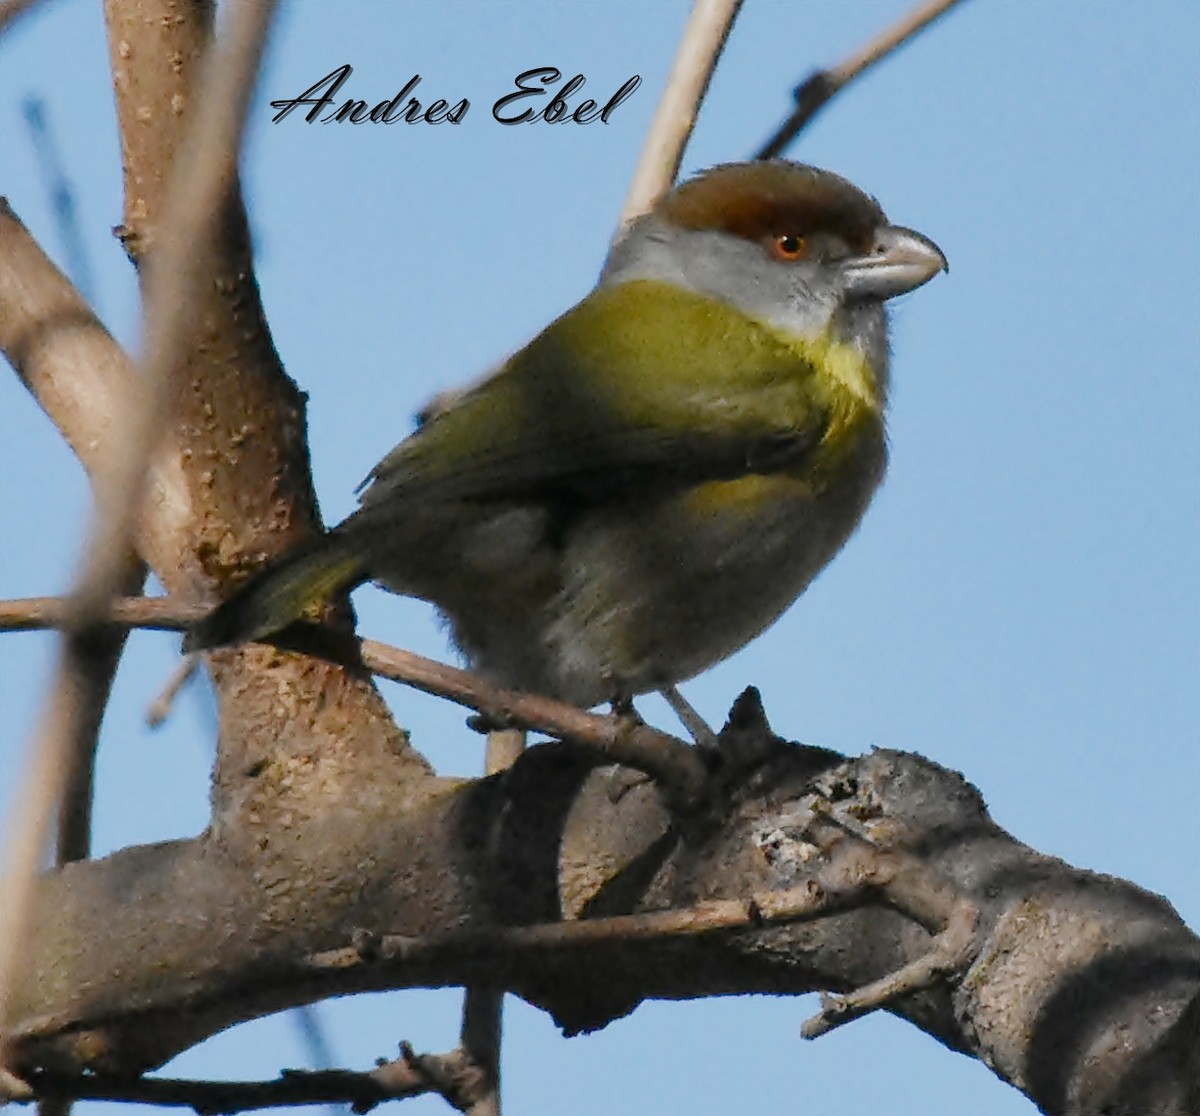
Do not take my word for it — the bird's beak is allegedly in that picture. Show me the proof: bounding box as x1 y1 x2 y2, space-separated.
841 225 948 301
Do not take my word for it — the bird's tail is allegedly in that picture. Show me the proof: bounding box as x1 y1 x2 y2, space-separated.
186 533 365 651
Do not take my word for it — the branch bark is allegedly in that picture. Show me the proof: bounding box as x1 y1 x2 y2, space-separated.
101 0 435 826
3 724 1196 1114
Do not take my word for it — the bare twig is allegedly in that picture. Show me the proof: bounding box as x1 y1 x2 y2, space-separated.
615 0 744 234
308 862 890 978
800 895 978 1038
451 729 529 1116
0 638 107 1050
287 1007 344 1116
788 818 982 1038
18 87 127 879
144 654 200 729
0 0 47 38
26 1058 442 1115
21 97 96 306
0 595 708 804
395 1040 494 1116
0 0 278 1057
755 0 969 159
54 554 147 862
0 219 145 1116
360 639 708 804
0 596 200 632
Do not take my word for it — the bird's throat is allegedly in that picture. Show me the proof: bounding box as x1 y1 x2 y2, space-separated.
777 327 884 415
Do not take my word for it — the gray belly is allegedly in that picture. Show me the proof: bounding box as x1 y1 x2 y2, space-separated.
538 477 878 705
385 445 885 709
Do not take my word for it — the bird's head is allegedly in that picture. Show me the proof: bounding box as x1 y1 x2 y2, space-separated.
602 161 947 396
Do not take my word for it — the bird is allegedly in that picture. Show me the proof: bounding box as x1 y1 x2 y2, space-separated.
190 160 946 716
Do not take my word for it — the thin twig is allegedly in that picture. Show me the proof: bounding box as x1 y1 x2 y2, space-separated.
27 1059 439 1115
308 875 866 978
800 896 978 1038
287 1007 345 1116
0 595 709 805
0 0 47 38
791 818 982 1038
144 654 200 729
755 0 969 159
396 1040 494 1116
615 0 744 234
453 729 528 1116
21 97 97 305
20 80 125 882
359 639 707 805
0 596 200 632
0 0 278 1059
54 554 147 861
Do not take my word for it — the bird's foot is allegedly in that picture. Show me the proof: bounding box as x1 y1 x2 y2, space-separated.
659 685 719 751
603 694 654 801
466 711 517 734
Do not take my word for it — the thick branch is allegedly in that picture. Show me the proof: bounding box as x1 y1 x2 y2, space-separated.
3 731 1196 1114
1 0 432 866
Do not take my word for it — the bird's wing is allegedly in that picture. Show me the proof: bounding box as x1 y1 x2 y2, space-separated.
357 281 843 513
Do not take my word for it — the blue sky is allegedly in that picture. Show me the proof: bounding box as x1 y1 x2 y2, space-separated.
2 3 1198 1114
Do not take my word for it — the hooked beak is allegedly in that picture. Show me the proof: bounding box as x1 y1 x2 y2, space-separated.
841 225 948 301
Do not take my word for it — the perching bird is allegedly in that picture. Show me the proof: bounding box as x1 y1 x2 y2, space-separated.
191 161 946 711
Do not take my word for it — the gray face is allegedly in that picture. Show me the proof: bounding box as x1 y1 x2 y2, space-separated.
600 213 892 395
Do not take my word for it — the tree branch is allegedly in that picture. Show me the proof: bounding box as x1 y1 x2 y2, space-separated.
25 1059 448 1115
52 553 147 864
0 0 279 999
0 0 46 39
0 595 709 806
616 0 744 232
448 730 529 1116
755 0 970 159
3 733 1195 1113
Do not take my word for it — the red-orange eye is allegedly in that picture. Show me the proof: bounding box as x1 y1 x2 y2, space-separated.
768 232 808 262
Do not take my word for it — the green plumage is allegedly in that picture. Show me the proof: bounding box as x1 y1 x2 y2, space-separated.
186 154 955 705
193 278 886 707
355 280 856 512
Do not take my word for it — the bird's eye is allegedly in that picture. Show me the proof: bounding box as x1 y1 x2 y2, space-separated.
768 232 808 262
